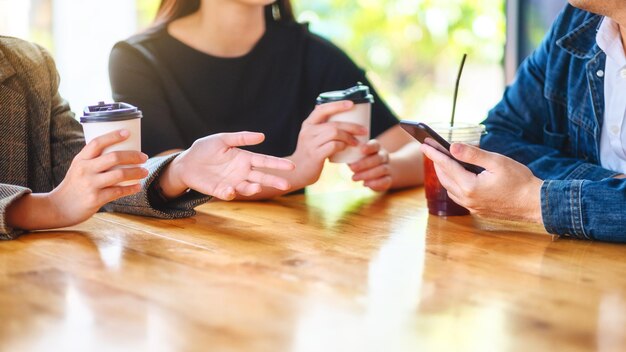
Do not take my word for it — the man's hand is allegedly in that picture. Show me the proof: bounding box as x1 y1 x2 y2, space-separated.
420 142 544 223
159 132 295 200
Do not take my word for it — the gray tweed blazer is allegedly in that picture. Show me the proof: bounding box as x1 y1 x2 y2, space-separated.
0 36 210 239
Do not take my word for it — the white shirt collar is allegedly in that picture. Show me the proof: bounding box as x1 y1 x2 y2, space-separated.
597 17 626 68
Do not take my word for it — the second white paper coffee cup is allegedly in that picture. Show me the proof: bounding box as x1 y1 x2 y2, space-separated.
316 83 374 164
81 102 143 186
327 103 371 163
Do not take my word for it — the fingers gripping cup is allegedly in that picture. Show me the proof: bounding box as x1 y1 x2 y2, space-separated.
424 123 485 216
80 102 143 186
316 83 374 164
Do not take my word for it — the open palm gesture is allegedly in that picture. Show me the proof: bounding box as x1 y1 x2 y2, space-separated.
166 132 295 200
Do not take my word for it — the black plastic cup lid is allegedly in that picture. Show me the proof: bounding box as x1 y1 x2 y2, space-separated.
80 102 142 123
316 82 375 105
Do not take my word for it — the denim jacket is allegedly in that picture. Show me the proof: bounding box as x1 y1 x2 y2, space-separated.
481 5 626 242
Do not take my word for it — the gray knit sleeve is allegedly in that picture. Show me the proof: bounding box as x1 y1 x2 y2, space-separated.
0 185 32 239
102 152 212 218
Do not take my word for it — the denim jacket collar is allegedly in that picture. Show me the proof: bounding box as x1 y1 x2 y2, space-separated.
556 14 603 59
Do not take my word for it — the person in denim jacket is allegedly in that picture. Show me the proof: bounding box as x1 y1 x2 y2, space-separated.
421 2 626 242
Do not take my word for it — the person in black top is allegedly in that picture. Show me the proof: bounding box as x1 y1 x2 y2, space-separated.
109 0 424 199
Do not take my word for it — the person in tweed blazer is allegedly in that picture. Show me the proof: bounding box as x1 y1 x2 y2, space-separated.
0 36 294 240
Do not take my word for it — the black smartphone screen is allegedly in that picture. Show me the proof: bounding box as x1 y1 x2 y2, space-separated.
399 120 485 174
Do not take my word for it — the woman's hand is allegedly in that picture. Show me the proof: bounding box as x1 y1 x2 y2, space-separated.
158 132 295 200
6 130 148 230
290 101 368 186
349 139 392 192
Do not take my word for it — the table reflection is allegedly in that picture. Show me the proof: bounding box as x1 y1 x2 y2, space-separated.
292 210 427 352
1 188 626 351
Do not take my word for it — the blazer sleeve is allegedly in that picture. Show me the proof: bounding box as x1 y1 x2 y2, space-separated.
101 152 212 219
0 185 32 239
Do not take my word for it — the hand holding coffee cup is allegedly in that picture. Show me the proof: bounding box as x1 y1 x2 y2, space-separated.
287 100 366 188
43 129 148 229
316 83 374 164
80 102 144 186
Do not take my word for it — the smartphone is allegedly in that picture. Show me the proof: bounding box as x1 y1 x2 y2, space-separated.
399 120 485 174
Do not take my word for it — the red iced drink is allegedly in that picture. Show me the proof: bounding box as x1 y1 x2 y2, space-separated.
424 155 469 216
422 123 485 216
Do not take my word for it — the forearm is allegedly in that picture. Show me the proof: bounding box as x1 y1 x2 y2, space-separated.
388 142 424 189
5 193 63 231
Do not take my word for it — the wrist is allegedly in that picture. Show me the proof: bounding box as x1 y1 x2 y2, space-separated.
386 143 424 189
6 192 59 230
525 178 544 224
287 154 317 189
158 153 189 199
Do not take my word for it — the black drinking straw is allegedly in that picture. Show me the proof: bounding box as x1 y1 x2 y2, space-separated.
450 53 468 128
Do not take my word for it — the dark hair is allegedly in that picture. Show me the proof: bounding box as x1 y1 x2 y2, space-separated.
154 0 294 25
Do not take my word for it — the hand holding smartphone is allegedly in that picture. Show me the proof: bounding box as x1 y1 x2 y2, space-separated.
399 120 485 174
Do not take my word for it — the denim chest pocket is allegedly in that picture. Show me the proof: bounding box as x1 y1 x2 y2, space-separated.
543 123 571 152
543 88 578 155
545 76 595 134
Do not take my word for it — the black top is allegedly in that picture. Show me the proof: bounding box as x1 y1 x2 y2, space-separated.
109 20 399 157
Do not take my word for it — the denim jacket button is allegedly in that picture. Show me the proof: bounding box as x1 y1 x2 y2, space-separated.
597 70 605 78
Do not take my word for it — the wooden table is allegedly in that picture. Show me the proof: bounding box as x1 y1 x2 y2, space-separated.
1 187 626 352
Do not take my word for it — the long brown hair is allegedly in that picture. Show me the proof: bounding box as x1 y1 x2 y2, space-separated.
154 0 294 25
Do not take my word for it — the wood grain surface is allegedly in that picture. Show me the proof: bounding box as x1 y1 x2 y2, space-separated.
1 186 625 352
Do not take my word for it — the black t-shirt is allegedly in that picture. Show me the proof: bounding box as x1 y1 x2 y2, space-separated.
109 20 399 157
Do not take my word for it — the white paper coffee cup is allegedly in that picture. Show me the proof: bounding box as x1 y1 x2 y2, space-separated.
328 103 371 163
80 102 143 186
316 83 374 164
